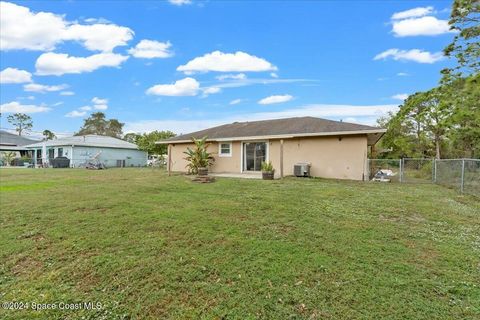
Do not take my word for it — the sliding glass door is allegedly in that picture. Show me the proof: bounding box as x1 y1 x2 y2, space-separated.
243 142 267 171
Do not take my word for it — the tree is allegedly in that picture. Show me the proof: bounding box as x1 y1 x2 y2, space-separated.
42 130 56 141
105 119 124 138
379 1 479 159
379 88 453 159
446 73 480 157
376 112 419 158
443 0 480 77
123 133 141 144
7 113 33 136
136 130 176 155
409 89 453 159
76 112 124 138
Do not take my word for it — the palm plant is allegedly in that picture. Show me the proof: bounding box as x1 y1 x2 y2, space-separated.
1 152 16 167
183 136 215 174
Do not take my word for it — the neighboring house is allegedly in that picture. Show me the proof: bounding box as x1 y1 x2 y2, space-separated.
23 135 147 168
0 130 38 166
0 130 38 152
158 117 386 180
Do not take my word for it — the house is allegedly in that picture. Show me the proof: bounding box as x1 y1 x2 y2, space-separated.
157 117 386 180
0 130 38 152
23 135 147 168
0 130 39 166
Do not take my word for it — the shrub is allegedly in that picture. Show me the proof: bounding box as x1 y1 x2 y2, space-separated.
261 161 274 172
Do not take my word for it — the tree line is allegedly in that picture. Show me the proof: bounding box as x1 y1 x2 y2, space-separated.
4 111 175 155
378 0 479 159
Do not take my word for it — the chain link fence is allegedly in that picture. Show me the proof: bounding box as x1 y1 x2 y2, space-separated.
435 159 480 196
402 158 434 184
368 158 479 197
0 156 151 168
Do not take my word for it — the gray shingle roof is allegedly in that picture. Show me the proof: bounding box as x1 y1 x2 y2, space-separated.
23 135 140 149
0 130 38 146
162 117 385 143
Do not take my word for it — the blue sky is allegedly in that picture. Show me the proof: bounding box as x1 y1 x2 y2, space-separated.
0 0 455 137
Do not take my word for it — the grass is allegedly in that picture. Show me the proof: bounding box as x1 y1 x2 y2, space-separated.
0 168 479 319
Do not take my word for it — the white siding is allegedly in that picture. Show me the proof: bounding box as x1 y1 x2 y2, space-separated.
71 146 147 168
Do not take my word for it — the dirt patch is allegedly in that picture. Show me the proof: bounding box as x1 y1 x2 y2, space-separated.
12 256 43 276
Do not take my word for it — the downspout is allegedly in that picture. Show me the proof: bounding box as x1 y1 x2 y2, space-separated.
280 139 284 179
167 144 172 176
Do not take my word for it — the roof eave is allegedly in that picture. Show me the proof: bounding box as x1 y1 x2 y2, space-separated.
156 129 387 144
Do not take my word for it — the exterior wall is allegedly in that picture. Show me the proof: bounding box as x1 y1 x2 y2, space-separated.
169 141 242 173
71 146 147 168
269 135 368 180
169 135 368 180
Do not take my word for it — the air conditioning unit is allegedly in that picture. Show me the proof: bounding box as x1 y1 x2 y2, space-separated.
294 162 311 177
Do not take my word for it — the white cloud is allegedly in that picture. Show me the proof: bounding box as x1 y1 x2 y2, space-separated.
35 52 129 76
146 77 200 96
258 94 293 105
0 2 65 51
23 83 68 93
392 16 452 37
60 91 75 96
177 51 277 74
270 72 279 78
92 97 108 105
374 48 444 64
216 73 247 81
124 104 398 134
19 96 35 100
168 0 192 5
0 2 133 52
84 17 111 24
229 99 242 105
213 78 313 89
63 23 133 52
391 6 433 20
68 97 108 116
128 40 173 58
201 87 221 97
0 67 32 84
52 101 63 106
392 93 409 101
65 110 87 117
0 101 50 113
93 104 108 110
397 72 409 76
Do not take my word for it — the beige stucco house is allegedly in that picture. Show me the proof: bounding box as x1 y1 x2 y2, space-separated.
157 117 386 180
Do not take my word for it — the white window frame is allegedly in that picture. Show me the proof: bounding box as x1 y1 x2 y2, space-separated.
218 142 232 157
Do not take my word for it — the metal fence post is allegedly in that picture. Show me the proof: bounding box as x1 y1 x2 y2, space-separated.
399 158 403 183
460 159 465 193
433 159 437 183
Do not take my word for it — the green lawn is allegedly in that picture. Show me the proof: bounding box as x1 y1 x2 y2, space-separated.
0 168 479 319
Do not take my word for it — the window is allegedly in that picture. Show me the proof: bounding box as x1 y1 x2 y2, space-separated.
58 148 63 157
219 142 232 157
48 149 54 159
